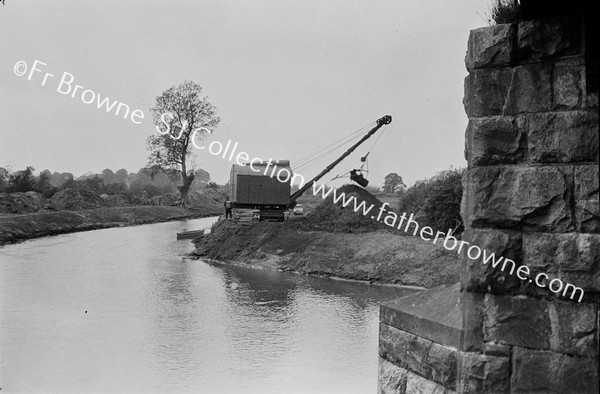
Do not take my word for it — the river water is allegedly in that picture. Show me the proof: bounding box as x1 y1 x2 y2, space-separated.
0 217 414 393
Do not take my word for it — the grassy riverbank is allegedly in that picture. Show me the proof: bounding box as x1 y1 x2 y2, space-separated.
0 205 222 246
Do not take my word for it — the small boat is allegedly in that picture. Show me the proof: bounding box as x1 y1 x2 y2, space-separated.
176 229 205 240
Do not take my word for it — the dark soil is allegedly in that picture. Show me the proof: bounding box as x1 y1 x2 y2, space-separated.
193 185 460 289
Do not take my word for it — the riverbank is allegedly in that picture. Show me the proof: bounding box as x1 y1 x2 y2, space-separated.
193 219 460 289
0 205 222 246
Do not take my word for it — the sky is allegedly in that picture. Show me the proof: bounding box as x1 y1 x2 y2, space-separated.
1 0 488 187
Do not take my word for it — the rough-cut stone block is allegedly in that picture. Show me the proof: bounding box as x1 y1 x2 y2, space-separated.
528 110 599 163
460 229 524 294
379 324 459 390
482 342 510 357
380 283 483 351
524 233 599 271
379 357 407 394
517 16 582 61
463 69 512 118
379 323 432 378
462 166 574 232
553 59 584 109
511 346 599 393
464 64 553 117
466 24 516 70
484 294 597 357
406 371 456 394
503 63 553 114
427 343 458 389
465 116 526 165
456 352 509 394
575 165 600 233
523 233 600 293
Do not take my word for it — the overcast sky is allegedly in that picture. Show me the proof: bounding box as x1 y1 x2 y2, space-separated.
1 0 487 187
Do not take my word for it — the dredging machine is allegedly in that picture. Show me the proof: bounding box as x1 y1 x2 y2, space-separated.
228 115 392 221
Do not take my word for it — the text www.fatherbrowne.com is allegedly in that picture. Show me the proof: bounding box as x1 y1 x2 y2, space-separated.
309 182 585 303
140 86 585 303
154 124 585 303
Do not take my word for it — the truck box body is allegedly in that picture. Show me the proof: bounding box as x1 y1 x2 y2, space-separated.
230 160 291 206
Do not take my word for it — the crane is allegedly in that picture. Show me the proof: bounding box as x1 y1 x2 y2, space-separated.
289 114 391 207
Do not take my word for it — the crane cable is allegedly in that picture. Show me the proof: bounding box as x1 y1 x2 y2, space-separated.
329 123 389 181
292 122 375 172
293 127 370 171
294 136 362 173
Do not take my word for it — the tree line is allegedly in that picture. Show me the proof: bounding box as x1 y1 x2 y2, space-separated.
0 165 216 201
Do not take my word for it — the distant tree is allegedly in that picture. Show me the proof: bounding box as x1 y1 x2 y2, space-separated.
115 168 129 184
77 171 96 181
101 182 128 195
153 171 177 195
101 168 116 184
195 168 210 183
73 175 103 192
0 167 9 192
60 173 75 189
126 172 138 186
147 80 220 205
140 165 164 181
130 172 163 198
489 0 521 25
383 173 406 193
49 172 65 188
36 170 56 197
8 166 36 192
191 168 211 191
133 172 152 186
206 182 219 189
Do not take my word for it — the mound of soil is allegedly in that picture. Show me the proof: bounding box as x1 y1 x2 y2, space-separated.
187 189 226 207
290 184 391 233
51 188 105 210
192 184 460 288
0 191 48 214
145 189 227 207
194 219 460 288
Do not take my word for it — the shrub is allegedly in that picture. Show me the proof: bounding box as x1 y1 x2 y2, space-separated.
398 167 465 235
489 0 522 25
7 166 37 193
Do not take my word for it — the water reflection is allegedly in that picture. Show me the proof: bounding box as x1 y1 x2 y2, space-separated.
0 217 415 393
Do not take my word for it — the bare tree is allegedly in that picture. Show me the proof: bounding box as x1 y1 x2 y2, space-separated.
147 81 220 204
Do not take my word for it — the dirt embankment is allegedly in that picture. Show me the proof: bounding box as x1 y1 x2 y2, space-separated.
0 187 227 246
193 185 460 288
0 206 222 246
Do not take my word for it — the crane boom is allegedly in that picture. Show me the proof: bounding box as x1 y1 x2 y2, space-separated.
289 115 391 205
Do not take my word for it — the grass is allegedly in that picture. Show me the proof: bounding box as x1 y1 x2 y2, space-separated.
489 0 522 25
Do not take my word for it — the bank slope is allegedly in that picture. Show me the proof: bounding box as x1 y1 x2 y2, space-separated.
0 205 222 246
193 219 460 288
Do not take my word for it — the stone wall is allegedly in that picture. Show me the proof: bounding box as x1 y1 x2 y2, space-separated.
379 14 598 394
